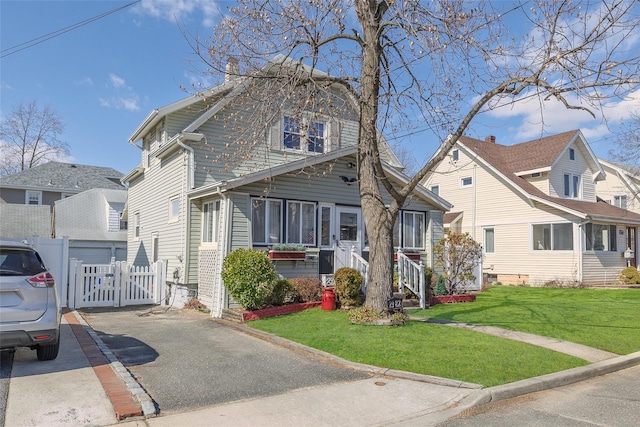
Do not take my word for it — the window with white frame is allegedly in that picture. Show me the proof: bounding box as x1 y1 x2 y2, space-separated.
134 212 140 239
569 148 575 161
430 185 439 196
461 176 473 187
251 198 283 245
452 149 459 162
392 211 425 250
563 173 580 198
202 200 220 243
168 196 180 222
286 201 316 245
532 223 573 250
484 228 495 253
614 195 628 209
585 223 617 251
282 115 326 154
25 190 42 205
319 205 332 247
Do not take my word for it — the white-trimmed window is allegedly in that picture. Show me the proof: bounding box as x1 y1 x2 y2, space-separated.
393 210 425 250
430 185 439 196
452 149 459 162
251 198 283 245
286 201 316 246
585 224 617 252
283 116 326 154
614 195 628 209
168 196 180 222
461 177 473 187
569 148 575 161
484 228 495 253
563 173 580 198
532 223 573 251
25 190 42 205
318 204 333 247
202 200 220 243
134 212 140 239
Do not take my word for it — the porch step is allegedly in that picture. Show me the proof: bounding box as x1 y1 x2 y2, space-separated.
221 308 244 323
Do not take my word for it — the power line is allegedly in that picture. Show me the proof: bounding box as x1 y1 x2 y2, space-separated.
1 0 141 59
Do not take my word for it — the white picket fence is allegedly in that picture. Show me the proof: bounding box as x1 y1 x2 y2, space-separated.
69 259 166 309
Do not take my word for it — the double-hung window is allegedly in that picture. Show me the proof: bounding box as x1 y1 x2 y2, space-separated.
392 211 425 250
251 198 283 244
282 115 326 154
168 196 180 222
484 228 495 253
585 224 617 251
563 174 580 198
614 195 628 209
532 223 573 250
202 201 220 244
286 201 316 246
134 212 140 239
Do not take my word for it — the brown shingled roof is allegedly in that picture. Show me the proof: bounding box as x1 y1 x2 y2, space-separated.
458 132 640 224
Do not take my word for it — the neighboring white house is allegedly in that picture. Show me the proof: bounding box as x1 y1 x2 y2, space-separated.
53 188 128 264
596 159 640 215
422 130 640 286
122 56 451 315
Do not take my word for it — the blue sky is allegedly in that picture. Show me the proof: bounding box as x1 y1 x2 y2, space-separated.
1 1 638 176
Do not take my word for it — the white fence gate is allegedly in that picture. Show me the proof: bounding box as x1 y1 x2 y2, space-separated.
69 259 166 309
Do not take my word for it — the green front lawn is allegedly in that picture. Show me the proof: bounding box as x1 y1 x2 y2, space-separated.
410 286 640 355
249 307 587 387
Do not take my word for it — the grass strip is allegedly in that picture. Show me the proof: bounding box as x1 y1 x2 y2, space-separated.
248 307 587 387
410 286 640 355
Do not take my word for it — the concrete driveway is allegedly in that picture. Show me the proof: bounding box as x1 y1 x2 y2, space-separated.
79 306 369 415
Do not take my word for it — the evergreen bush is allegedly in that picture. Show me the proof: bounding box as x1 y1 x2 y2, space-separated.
334 267 363 306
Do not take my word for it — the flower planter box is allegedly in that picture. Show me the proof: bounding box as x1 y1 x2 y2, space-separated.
242 301 321 321
268 251 306 260
394 253 421 261
430 294 476 305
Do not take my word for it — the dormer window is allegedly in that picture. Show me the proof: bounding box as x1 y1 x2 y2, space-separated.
563 173 580 198
283 116 325 153
569 148 575 161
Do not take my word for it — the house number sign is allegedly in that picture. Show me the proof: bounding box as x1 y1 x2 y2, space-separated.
387 297 403 312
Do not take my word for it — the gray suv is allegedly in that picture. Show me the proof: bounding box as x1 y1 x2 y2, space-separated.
0 240 61 361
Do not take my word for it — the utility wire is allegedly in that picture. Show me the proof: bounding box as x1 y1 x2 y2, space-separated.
1 0 141 59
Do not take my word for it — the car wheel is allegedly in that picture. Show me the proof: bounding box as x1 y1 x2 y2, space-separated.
36 336 60 361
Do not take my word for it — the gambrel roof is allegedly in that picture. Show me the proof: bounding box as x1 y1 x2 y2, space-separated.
456 131 640 224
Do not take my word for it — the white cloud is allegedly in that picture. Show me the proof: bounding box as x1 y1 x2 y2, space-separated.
133 0 220 27
99 95 140 112
76 77 94 86
109 73 126 89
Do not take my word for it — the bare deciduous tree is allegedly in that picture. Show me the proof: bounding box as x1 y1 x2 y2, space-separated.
610 113 640 168
0 100 69 177
192 0 640 314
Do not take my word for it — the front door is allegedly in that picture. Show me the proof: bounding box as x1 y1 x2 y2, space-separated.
334 206 362 270
627 226 637 267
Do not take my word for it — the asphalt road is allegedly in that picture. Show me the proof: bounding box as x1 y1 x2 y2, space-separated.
439 364 640 426
80 306 369 415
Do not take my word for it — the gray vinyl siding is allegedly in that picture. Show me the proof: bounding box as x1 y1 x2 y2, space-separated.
228 193 250 250
126 150 187 284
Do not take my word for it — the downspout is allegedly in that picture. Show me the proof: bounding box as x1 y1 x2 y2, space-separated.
216 186 230 318
176 132 203 287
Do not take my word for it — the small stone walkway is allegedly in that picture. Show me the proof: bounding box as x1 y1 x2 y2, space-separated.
413 317 619 362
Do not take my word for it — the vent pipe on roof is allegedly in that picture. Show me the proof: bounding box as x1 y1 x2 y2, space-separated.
485 135 496 143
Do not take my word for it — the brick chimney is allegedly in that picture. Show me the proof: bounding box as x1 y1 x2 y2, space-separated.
485 135 496 143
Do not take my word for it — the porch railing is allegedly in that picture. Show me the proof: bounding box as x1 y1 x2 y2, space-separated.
350 246 369 292
396 250 426 309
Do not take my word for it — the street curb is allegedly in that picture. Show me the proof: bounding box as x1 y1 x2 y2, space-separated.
457 350 640 411
216 318 483 390
68 310 157 418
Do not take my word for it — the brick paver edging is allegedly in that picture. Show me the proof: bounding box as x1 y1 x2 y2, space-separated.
63 309 157 419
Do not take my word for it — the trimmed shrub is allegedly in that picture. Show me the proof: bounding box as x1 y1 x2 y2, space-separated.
334 267 363 307
221 249 277 310
290 276 323 302
620 266 640 285
264 278 295 307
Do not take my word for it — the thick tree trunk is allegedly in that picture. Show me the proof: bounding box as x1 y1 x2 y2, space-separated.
356 0 396 313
